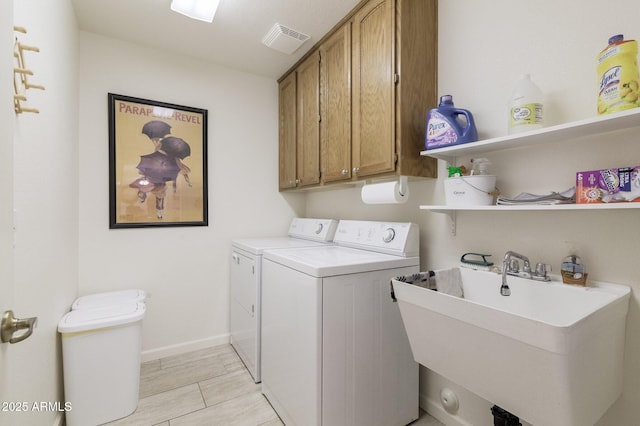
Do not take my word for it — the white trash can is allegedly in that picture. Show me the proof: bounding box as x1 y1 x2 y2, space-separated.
58 302 146 426
71 289 146 310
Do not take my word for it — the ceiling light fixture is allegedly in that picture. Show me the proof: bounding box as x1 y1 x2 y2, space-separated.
170 0 220 23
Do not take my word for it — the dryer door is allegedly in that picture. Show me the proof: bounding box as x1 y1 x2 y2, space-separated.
231 251 256 316
230 250 259 380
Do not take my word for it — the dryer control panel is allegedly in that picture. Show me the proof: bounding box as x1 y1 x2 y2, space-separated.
288 218 338 242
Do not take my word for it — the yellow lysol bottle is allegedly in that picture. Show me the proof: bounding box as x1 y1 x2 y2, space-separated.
597 34 640 115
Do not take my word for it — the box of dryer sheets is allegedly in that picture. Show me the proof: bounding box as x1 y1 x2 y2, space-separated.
576 166 640 203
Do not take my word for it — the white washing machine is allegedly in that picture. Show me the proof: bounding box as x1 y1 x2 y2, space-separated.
261 220 420 426
230 218 338 383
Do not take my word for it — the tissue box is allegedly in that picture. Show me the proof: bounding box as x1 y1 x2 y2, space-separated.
576 166 640 203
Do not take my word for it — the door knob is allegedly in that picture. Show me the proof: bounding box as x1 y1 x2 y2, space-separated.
1 310 38 344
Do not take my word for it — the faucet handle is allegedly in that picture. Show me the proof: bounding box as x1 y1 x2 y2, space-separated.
534 262 552 278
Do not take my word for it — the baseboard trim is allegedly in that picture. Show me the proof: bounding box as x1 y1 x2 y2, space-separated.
141 333 230 362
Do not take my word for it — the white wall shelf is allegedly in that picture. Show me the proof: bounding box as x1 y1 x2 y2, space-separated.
420 203 640 236
419 108 640 234
421 203 640 213
420 108 640 164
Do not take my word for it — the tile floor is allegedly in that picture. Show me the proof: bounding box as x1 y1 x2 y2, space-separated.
103 344 444 426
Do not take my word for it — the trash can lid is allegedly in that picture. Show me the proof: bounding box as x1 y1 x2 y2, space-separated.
72 289 147 310
58 302 146 333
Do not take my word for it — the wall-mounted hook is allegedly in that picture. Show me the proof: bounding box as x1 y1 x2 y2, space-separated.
12 26 44 114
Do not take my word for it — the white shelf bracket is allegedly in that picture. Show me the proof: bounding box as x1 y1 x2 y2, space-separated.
444 157 456 235
446 210 456 236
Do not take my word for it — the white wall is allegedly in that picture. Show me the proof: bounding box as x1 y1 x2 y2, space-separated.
0 0 15 413
9 0 79 425
306 0 640 424
77 32 305 359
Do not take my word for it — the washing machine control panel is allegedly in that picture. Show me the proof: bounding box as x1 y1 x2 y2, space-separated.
334 221 419 256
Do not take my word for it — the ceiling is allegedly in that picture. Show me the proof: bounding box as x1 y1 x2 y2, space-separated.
71 0 362 80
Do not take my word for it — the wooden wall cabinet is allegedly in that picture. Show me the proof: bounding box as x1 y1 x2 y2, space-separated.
320 24 352 184
351 0 396 179
296 52 321 187
279 0 437 191
278 72 297 190
278 52 321 190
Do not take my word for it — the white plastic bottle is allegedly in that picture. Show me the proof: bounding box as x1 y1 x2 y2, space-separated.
508 74 544 134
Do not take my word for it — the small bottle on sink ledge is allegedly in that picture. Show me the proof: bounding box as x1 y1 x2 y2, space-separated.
560 254 587 286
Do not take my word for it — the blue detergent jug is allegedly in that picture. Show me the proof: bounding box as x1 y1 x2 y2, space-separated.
425 95 478 150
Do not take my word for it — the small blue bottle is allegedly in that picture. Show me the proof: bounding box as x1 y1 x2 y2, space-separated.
425 95 478 150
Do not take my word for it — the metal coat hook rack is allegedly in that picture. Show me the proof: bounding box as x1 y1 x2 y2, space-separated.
13 26 45 114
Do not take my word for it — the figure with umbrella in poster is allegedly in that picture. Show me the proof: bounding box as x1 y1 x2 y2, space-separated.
129 120 192 219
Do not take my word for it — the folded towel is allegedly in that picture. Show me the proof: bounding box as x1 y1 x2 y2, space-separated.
390 272 435 301
435 268 464 298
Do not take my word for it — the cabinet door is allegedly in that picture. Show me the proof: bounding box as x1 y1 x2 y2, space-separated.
279 72 297 190
320 24 352 184
352 0 396 178
296 51 321 187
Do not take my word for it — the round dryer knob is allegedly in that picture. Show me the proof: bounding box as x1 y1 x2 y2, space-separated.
382 228 395 243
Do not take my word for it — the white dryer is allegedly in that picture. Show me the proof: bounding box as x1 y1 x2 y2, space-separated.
261 220 420 426
230 218 338 383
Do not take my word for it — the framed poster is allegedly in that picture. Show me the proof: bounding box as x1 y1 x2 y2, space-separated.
108 93 208 228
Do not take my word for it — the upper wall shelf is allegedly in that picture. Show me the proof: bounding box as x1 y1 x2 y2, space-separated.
420 108 640 164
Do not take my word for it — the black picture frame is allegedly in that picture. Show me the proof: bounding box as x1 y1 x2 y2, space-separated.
108 93 208 228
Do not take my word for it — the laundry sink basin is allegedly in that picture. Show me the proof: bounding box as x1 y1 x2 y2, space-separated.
391 267 630 426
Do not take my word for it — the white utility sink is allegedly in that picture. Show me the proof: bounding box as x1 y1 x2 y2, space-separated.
392 267 630 426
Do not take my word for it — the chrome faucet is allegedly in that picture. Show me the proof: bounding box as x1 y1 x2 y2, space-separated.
501 250 550 296
501 251 527 296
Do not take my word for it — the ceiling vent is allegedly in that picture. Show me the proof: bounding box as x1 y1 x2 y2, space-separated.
262 23 310 55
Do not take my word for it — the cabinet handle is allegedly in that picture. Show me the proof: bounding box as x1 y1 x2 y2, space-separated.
341 169 349 176
352 167 359 174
